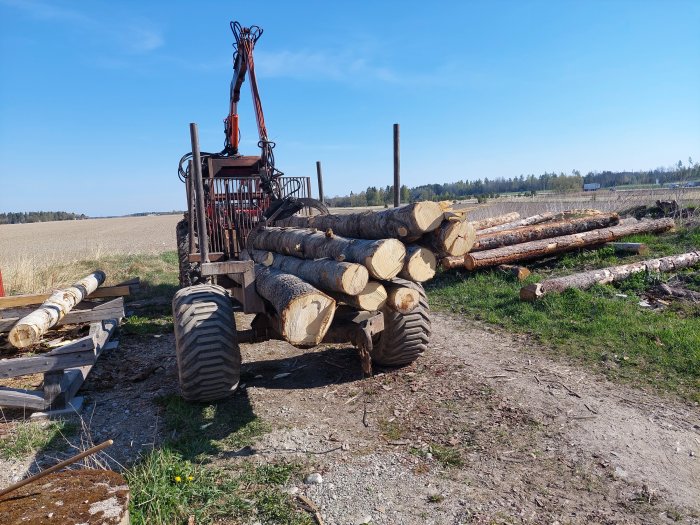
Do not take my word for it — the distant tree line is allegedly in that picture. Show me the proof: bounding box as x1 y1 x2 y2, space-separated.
325 159 700 207
0 211 87 224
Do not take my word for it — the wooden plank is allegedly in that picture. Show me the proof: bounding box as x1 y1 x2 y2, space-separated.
0 298 124 333
61 319 117 403
200 260 253 276
0 285 132 309
0 337 96 379
188 252 225 263
0 388 47 410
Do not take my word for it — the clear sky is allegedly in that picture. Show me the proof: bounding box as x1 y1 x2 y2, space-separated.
1 0 698 216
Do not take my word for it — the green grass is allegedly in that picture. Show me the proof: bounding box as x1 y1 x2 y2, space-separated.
0 419 78 460
126 394 311 525
427 227 700 401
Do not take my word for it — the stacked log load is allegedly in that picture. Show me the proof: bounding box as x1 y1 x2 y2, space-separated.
253 202 462 345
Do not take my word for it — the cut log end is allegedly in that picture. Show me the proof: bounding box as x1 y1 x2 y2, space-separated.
386 286 420 314
331 281 387 311
281 293 336 346
441 255 466 270
364 239 406 280
399 246 437 282
341 264 370 296
519 283 544 301
414 201 445 232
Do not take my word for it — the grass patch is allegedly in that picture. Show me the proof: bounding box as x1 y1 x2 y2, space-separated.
122 314 174 335
126 393 310 525
427 227 700 401
378 418 406 441
0 419 78 460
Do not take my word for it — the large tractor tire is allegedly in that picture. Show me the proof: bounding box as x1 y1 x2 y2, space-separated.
176 217 199 288
371 279 431 366
172 284 241 402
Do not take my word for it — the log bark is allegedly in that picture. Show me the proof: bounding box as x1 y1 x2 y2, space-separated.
275 201 444 239
471 212 520 230
421 218 476 256
251 227 406 280
251 250 369 295
441 254 466 270
8 271 106 348
607 242 649 256
477 209 603 234
328 281 387 311
465 218 675 271
498 264 531 281
472 213 619 251
383 282 420 314
398 245 437 282
254 265 336 346
520 251 700 301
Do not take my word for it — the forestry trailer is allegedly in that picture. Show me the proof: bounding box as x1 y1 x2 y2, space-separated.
174 22 430 402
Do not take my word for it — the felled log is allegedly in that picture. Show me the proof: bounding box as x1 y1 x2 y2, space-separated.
472 213 619 252
471 212 520 230
607 242 649 256
254 265 335 346
652 283 700 301
498 264 531 281
329 281 387 311
398 245 437 282
251 250 368 295
251 227 406 280
421 218 476 257
8 271 106 348
520 251 700 301
465 218 675 270
383 282 420 314
477 209 603 234
275 201 444 239
441 254 467 270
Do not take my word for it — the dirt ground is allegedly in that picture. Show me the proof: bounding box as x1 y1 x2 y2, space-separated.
2 310 698 524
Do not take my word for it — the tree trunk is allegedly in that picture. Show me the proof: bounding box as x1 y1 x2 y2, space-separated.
607 242 649 255
465 218 675 270
471 212 520 230
8 271 106 348
498 264 531 281
383 282 420 314
254 265 336 346
251 250 369 296
520 251 700 301
398 245 437 282
275 201 444 239
472 213 619 251
477 209 603 234
251 227 406 280
441 254 466 270
328 281 387 311
420 218 476 256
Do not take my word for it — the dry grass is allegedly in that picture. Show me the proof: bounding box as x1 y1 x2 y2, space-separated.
463 187 700 220
0 215 181 295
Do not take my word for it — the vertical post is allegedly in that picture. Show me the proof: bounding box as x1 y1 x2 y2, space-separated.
186 160 195 256
189 123 209 264
393 123 400 207
316 161 325 203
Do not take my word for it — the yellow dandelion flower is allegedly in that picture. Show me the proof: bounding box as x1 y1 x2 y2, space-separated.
187 476 194 481
174 476 182 483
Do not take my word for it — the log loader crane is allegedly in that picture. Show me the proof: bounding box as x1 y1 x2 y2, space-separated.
173 21 430 402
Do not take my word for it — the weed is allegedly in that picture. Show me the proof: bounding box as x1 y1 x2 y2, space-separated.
428 493 445 503
430 444 464 467
378 418 405 441
0 419 77 460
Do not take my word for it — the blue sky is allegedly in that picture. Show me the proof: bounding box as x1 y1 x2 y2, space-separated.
1 0 698 216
